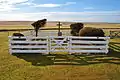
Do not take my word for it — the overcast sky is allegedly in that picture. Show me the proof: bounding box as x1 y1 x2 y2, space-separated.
0 0 120 23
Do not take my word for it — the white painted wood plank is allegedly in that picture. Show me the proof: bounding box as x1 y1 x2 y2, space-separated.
50 36 67 38
71 41 108 44
50 40 67 42
70 45 108 48
70 36 110 39
70 50 108 53
11 50 48 53
51 43 68 45
10 41 47 44
11 46 48 48
9 36 110 40
9 36 48 39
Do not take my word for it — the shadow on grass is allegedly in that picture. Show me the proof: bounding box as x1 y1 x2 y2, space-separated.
13 43 120 66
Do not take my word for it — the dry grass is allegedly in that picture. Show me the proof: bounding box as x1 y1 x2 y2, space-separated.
84 23 120 28
0 26 33 30
0 23 120 30
0 31 120 80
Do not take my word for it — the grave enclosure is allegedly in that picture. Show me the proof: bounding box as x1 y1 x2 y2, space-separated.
8 36 110 55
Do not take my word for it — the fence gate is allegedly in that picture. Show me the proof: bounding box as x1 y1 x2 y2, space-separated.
49 36 69 53
8 36 110 54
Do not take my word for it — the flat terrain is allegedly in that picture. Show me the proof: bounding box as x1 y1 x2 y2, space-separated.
0 21 120 30
0 31 120 80
0 21 120 80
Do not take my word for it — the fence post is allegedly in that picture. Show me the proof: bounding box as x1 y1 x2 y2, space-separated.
49 36 51 54
68 36 72 54
8 36 12 54
105 37 110 54
46 36 49 54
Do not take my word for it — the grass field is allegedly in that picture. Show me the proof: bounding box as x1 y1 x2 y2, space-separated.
0 26 33 30
0 30 120 80
0 23 120 30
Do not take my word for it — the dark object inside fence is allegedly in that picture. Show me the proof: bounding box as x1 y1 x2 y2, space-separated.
57 22 62 36
31 19 47 37
12 33 26 41
70 23 105 41
79 27 105 37
70 23 105 37
13 33 24 36
70 23 84 36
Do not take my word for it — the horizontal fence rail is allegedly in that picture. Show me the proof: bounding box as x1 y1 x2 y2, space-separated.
69 36 109 54
9 36 49 54
8 36 110 54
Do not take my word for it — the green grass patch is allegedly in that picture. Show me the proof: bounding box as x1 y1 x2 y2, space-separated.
0 32 120 80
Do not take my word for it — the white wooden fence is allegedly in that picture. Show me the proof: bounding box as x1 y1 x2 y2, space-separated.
9 36 49 54
8 36 110 54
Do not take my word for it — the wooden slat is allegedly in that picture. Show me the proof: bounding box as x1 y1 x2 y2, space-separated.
50 36 67 38
11 50 48 53
70 45 108 48
52 42 68 45
71 41 108 44
70 50 108 53
9 36 110 39
10 41 47 44
51 39 68 42
11 45 48 48
69 36 110 39
9 36 48 39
